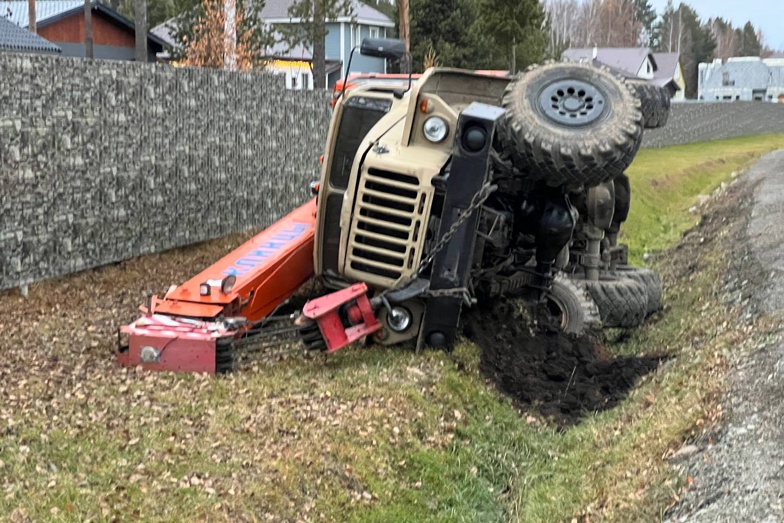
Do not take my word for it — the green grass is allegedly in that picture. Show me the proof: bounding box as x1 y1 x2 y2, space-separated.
2 135 784 523
623 134 784 263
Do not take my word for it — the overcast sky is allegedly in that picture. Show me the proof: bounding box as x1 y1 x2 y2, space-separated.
648 0 784 50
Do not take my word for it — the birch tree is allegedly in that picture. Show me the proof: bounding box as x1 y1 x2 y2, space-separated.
543 0 580 56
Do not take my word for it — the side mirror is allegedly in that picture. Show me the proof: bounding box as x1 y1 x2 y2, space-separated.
360 38 407 60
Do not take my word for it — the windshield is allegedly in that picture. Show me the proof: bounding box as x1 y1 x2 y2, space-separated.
328 96 394 190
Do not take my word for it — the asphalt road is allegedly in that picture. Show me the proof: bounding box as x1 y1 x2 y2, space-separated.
666 150 784 522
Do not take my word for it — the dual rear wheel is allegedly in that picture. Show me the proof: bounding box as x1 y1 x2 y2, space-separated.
543 267 662 336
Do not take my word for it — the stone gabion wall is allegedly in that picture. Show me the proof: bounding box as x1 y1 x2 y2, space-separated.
0 54 331 291
4 54 784 291
641 102 784 148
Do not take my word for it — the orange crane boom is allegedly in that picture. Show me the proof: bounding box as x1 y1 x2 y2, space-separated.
117 198 319 373
151 199 317 323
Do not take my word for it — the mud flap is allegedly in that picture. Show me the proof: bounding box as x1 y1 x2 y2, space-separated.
418 102 505 351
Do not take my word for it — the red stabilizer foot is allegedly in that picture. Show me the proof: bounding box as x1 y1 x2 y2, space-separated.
118 314 231 374
302 283 382 353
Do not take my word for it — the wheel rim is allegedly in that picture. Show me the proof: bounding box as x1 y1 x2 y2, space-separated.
538 79 606 127
544 295 570 331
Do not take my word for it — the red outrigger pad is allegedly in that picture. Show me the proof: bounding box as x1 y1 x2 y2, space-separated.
118 199 318 373
302 283 382 353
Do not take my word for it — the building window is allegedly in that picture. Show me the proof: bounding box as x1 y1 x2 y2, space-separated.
370 26 379 39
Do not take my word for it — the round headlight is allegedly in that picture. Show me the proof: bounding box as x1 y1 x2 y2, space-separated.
423 116 449 143
221 275 237 294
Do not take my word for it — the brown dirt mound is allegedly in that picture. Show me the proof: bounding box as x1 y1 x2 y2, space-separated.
463 300 665 426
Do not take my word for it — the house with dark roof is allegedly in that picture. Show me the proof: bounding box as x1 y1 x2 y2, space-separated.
1 0 165 61
0 13 61 53
651 52 685 101
562 47 684 100
152 0 395 89
563 47 657 79
698 57 784 103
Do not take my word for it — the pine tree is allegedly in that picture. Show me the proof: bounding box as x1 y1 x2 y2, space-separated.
631 0 655 45
651 0 677 52
476 0 547 71
739 21 761 56
118 0 184 34
409 0 486 71
652 2 715 98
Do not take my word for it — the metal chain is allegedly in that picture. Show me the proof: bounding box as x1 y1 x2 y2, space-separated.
380 180 498 300
223 180 498 368
488 147 518 177
417 181 498 277
423 287 474 306
220 328 319 370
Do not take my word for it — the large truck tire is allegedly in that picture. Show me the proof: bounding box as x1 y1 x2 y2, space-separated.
612 173 631 224
655 86 671 127
498 62 644 188
543 275 602 335
628 79 670 129
569 273 648 328
608 265 662 315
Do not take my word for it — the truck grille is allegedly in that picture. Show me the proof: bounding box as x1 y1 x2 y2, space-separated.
349 168 424 281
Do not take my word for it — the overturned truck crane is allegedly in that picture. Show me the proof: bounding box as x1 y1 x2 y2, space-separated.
118 38 670 373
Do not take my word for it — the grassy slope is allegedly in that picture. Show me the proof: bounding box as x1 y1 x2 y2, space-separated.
2 135 784 523
623 134 784 263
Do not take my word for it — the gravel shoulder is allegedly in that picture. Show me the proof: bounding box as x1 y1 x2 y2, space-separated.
665 150 784 522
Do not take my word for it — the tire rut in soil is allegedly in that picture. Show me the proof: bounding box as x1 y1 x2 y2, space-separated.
463 299 665 426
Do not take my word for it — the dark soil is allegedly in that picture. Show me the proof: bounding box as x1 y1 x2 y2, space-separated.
464 301 665 426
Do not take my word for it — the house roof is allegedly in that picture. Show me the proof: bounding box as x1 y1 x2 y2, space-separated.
701 58 784 91
150 18 176 47
153 0 394 53
265 29 310 59
0 14 61 53
0 0 166 48
1 0 83 27
651 52 680 88
260 0 393 26
563 47 657 77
